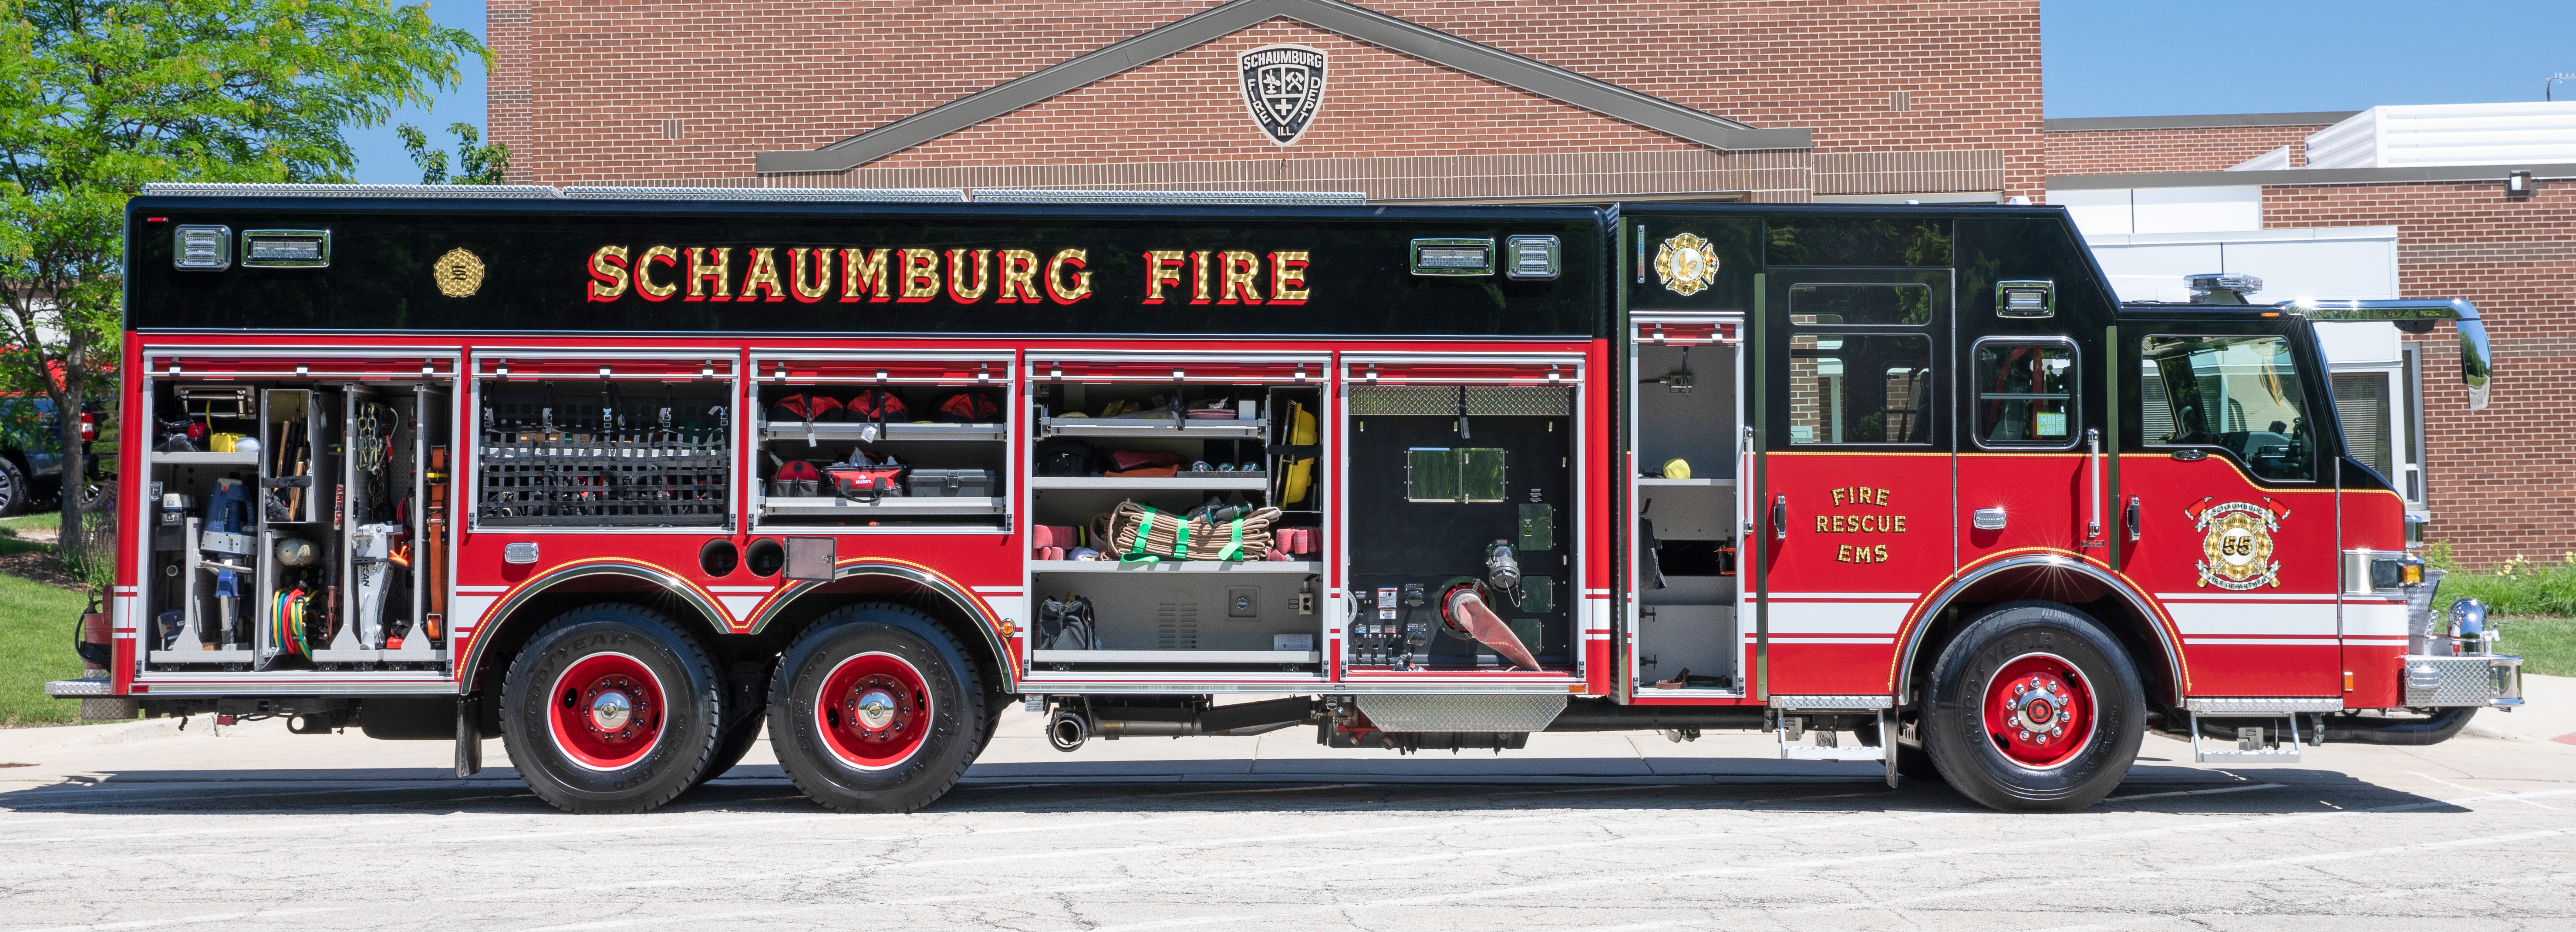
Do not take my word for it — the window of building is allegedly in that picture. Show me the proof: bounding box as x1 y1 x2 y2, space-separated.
1974 339 2076 447
1788 282 1934 326
2141 335 2314 482
1787 333 1933 444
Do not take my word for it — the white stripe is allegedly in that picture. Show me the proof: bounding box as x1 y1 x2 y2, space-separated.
1769 601 1906 635
451 595 499 628
716 596 764 622
454 585 509 593
2155 592 2337 601
1767 637 1895 645
1769 591 1920 599
2344 602 2407 638
971 586 1024 593
2343 638 2408 645
705 585 772 593
2184 638 2339 646
2166 602 2336 636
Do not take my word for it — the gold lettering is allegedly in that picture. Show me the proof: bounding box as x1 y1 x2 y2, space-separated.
1190 250 1212 303
737 247 786 302
1143 250 1187 303
1831 488 1846 506
1895 515 1908 532
788 248 830 303
1874 544 1888 561
1270 250 1311 303
587 246 630 302
997 249 1042 303
1047 248 1092 304
1837 544 1854 562
841 248 891 302
634 246 678 301
1217 250 1262 303
898 249 940 302
1876 488 1891 505
685 247 730 299
1814 515 1828 533
945 248 991 303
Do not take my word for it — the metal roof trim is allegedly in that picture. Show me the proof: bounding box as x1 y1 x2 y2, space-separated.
964 188 1366 205
139 182 565 199
560 186 968 202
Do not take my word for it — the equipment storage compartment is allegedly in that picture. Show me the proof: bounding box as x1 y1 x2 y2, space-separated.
1629 317 1744 693
1342 360 1581 675
751 353 1008 530
476 355 734 529
1024 356 1326 676
139 354 458 673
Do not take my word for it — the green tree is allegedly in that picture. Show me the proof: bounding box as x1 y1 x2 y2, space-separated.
0 0 481 580
398 121 509 185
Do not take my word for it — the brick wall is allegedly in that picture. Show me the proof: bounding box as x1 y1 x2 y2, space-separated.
489 0 2042 195
2265 181 2576 567
2045 124 2329 176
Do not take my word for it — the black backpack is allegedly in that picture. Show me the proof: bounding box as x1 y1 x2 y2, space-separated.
1034 437 1094 477
1039 595 1097 650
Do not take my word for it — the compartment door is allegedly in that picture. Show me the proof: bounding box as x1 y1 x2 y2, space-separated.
1754 269 1953 698
1624 315 1745 696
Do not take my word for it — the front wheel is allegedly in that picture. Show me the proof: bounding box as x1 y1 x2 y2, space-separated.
768 604 990 813
1922 601 2145 812
499 605 723 814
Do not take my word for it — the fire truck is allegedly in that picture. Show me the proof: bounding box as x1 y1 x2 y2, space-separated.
49 184 2519 814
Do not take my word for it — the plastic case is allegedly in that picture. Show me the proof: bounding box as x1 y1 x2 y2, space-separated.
909 468 997 497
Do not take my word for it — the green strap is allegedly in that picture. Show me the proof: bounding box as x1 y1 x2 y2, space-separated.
1217 516 1245 561
1171 515 1192 558
1124 507 1159 562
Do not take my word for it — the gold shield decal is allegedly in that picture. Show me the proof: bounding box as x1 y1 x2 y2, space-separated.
433 247 486 298
1654 232 1719 296
2189 498 2287 590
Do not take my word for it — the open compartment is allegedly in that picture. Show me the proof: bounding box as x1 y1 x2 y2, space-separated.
1024 356 1327 675
749 353 1008 530
1342 360 1581 674
475 355 734 530
139 353 458 673
1628 317 1744 693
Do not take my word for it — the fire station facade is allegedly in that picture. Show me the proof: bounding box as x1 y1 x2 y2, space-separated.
486 0 2556 564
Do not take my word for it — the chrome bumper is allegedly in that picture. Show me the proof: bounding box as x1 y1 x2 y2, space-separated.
2403 654 2524 708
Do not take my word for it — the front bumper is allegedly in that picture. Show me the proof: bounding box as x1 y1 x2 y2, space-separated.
2402 654 2523 708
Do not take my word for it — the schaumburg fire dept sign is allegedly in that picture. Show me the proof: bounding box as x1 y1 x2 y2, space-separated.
1239 44 1326 145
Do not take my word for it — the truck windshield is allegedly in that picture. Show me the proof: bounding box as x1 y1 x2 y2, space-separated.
2141 335 2314 482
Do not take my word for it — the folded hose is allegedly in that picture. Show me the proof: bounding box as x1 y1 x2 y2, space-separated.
1106 501 1283 561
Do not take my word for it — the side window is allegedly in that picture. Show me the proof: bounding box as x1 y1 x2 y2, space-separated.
1787 333 1933 444
1973 340 2076 447
1790 283 1933 326
2141 335 2315 482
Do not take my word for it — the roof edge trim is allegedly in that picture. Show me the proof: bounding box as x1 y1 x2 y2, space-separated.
2043 111 2362 132
2050 162 2576 190
755 0 1808 175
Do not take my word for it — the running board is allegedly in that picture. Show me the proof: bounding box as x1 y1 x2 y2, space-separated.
1770 698 1898 787
2182 697 2337 764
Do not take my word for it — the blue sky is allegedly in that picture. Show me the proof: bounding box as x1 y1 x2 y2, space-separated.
345 0 2576 183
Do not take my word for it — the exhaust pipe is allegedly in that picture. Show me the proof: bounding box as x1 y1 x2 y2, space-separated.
1047 709 1090 752
2320 707 2476 745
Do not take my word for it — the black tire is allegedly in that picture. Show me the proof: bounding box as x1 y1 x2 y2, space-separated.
690 713 767 791
767 603 989 813
0 456 27 517
498 605 723 814
1922 601 2145 812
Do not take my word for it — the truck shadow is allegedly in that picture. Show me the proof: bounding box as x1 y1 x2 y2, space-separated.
0 761 2463 818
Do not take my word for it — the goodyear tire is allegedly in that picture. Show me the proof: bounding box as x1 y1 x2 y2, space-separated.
1923 601 2144 812
768 603 989 813
499 605 722 814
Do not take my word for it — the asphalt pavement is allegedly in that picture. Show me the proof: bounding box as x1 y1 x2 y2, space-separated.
1 676 2571 931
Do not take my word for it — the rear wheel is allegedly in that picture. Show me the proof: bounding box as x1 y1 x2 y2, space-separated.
1923 601 2144 812
0 457 27 517
768 603 989 813
499 605 722 814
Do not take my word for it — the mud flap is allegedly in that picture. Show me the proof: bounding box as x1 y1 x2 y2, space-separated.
455 693 483 777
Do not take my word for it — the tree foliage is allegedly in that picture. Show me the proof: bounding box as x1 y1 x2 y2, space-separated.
398 121 508 185
0 0 482 580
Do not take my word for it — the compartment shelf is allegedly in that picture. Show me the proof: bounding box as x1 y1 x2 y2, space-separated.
154 451 263 466
1031 560 1319 573
1638 477 1732 487
1029 475 1266 490
758 420 1006 443
1039 416 1266 439
763 496 1003 516
1031 649 1321 663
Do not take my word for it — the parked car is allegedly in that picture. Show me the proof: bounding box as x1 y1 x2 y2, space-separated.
0 394 101 516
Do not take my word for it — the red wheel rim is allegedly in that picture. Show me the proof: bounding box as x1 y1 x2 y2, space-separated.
1982 653 2094 769
547 652 667 770
814 652 932 771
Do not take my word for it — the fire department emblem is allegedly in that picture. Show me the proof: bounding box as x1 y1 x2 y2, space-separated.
2187 498 2291 590
432 247 486 298
1238 45 1326 145
1654 232 1720 296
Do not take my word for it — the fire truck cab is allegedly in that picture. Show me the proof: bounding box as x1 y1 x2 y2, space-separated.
53 185 2515 814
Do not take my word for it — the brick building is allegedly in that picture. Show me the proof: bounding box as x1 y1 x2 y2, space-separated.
486 0 2562 562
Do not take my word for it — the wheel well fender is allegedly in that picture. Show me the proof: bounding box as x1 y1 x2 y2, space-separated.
458 561 732 697
747 562 1015 695
1894 554 2184 708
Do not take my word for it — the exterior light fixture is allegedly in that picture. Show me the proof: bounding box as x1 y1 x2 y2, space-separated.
2506 171 2536 198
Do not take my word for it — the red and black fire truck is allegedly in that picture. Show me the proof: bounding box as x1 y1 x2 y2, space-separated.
49 183 2518 814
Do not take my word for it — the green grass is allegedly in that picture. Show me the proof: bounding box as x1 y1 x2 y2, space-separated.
0 572 88 727
2495 618 2576 679
0 511 60 536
